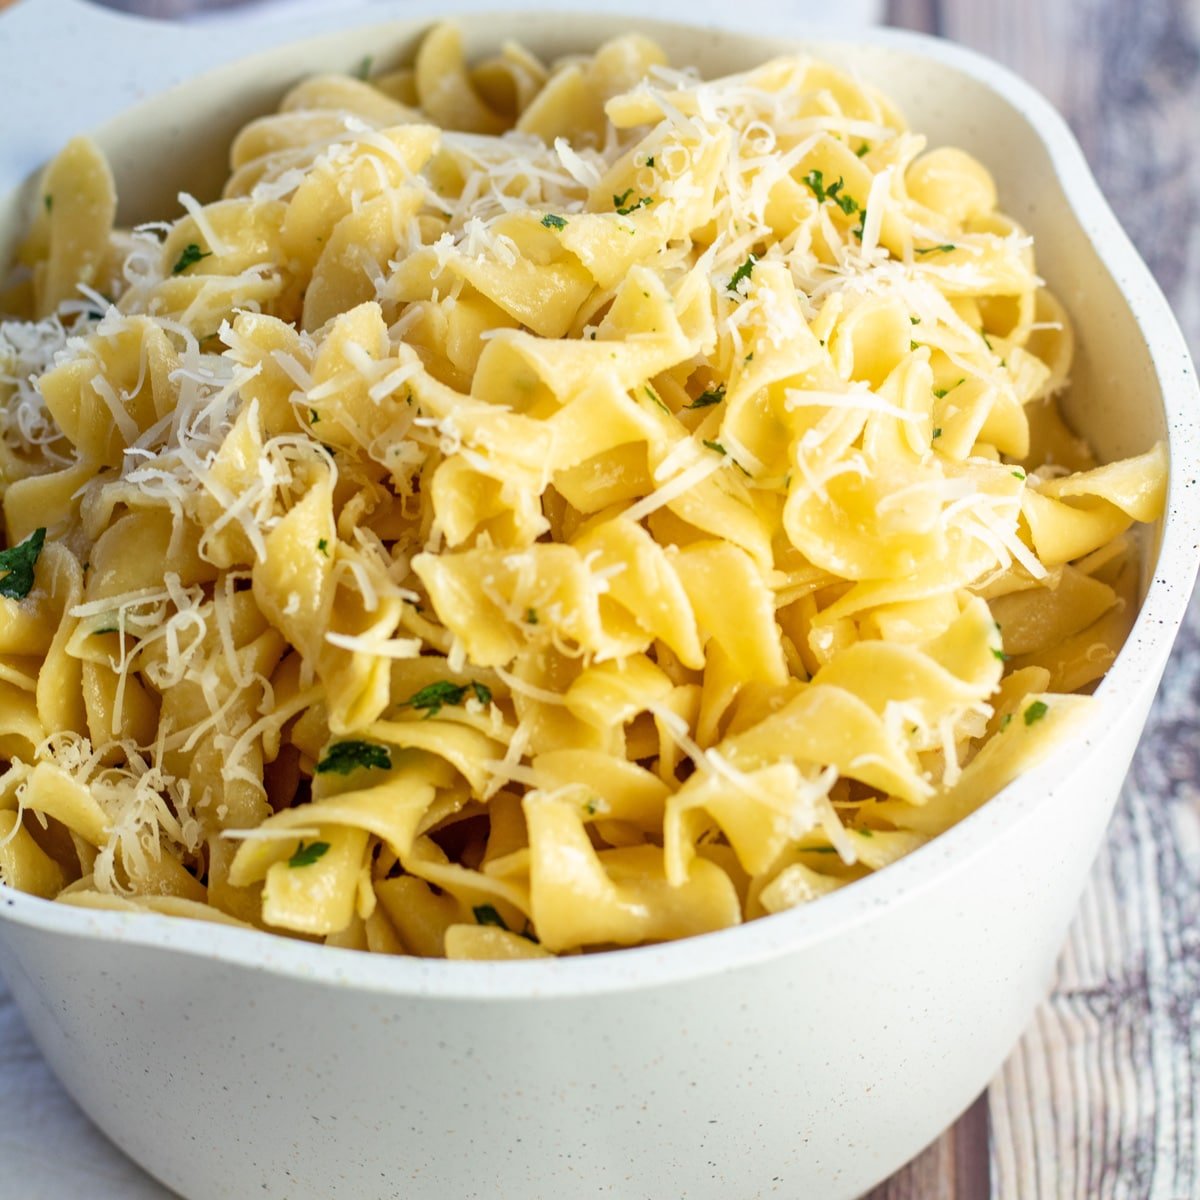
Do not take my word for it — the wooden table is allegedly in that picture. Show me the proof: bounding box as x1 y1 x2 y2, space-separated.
872 2 1200 1196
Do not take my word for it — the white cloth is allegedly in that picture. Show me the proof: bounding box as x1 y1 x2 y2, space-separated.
0 985 173 1198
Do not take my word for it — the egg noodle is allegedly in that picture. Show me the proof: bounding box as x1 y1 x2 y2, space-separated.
0 25 1165 958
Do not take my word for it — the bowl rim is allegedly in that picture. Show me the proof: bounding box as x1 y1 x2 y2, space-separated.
2 14 1197 1002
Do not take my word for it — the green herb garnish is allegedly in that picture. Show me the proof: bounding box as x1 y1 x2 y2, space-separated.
615 195 652 216
317 538 329 556
525 608 539 625
932 427 942 438
827 181 860 215
801 169 859 215
702 439 727 456
473 904 508 929
644 385 668 413
288 841 331 868
802 168 829 203
910 316 921 325
171 243 212 275
309 408 320 424
0 528 46 600
856 143 870 157
43 194 53 213
1001 713 1013 730
399 680 492 718
316 741 392 775
1024 700 1049 726
687 383 726 409
992 648 1009 662
1012 469 1026 480
541 214 567 230
915 244 956 255
728 253 758 294
354 55 373 81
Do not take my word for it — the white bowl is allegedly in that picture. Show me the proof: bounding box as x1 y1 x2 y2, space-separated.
1 14 1197 1200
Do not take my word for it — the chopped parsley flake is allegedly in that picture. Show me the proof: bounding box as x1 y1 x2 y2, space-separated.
910 316 921 325
645 385 668 413
614 194 652 216
1001 713 1013 730
354 55 373 80
687 383 725 409
613 189 652 216
399 680 490 718
857 828 874 838
644 156 655 167
0 528 46 600
541 214 567 230
992 647 1009 662
702 439 727 456
981 329 994 350
852 208 866 240
1012 469 1026 480
1024 700 1049 726
728 253 758 294
525 608 539 625
309 408 320 424
802 169 860 215
288 840 331 868
584 798 599 815
43 194 53 213
932 427 943 438
317 538 329 556
915 244 956 255
171 243 212 275
473 904 508 929
316 741 392 775
910 339 921 351
829 185 860 216
744 352 754 363
934 378 965 399
801 169 830 203
856 143 870 157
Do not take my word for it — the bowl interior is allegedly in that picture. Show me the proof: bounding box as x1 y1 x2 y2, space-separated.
0 14 1193 990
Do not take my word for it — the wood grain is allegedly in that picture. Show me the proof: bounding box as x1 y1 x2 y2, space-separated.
877 1 1200 1196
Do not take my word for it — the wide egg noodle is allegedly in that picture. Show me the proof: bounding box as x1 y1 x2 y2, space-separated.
0 23 1167 957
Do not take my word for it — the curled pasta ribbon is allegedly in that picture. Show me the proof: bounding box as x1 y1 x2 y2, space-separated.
0 23 1166 957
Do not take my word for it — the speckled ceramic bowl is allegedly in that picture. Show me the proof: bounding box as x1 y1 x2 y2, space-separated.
0 14 1197 1200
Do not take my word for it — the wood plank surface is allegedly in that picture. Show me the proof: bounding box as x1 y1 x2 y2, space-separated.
874 1 1200 1196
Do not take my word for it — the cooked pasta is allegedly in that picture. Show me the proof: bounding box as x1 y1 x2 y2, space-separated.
0 24 1165 957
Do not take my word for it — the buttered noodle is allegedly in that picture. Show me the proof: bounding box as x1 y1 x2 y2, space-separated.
0 25 1165 957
